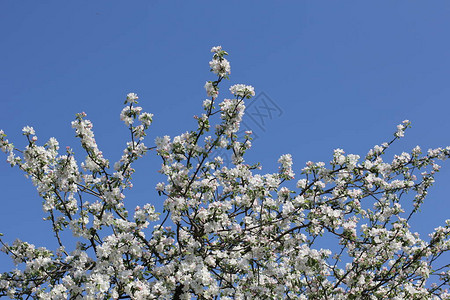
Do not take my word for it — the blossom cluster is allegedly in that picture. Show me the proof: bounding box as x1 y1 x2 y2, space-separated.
0 47 449 299
209 46 230 78
229 84 255 99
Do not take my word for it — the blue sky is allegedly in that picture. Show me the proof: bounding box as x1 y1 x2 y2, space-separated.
1 1 450 271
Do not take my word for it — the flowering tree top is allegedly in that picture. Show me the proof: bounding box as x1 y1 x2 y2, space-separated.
0 46 449 299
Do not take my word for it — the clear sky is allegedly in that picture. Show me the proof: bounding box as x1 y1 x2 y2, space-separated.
1 1 450 271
